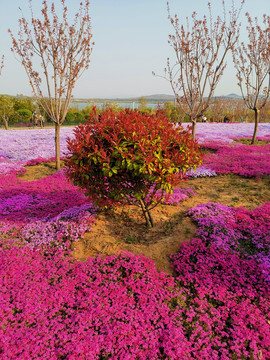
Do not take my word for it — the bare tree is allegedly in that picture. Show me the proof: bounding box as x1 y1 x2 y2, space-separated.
156 1 244 139
9 0 94 169
208 97 228 122
232 13 270 144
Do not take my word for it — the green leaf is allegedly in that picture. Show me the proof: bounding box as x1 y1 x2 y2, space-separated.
127 163 133 170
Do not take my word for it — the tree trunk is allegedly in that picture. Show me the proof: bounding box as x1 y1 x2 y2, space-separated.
139 199 154 228
3 117 8 130
55 122 61 170
251 108 259 145
191 119 196 140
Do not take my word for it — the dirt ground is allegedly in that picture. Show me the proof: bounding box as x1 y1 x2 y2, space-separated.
20 164 270 275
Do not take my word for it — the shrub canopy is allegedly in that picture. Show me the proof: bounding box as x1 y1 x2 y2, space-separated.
65 109 202 222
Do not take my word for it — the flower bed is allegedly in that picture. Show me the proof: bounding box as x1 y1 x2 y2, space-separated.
0 128 74 163
0 155 25 175
1 202 269 359
172 238 270 359
1 123 270 163
0 124 269 359
0 170 96 249
187 202 270 280
0 167 195 249
0 249 189 360
189 122 270 144
170 202 270 359
203 143 270 177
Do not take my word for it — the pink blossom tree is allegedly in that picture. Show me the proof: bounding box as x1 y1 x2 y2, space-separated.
9 0 94 169
157 1 244 139
232 13 270 144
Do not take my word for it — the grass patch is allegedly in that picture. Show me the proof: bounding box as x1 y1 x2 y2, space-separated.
234 137 270 145
125 235 138 244
19 161 65 181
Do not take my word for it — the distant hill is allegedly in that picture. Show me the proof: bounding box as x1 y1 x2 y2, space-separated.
140 94 175 101
0 93 242 103
72 93 242 103
71 94 176 104
111 94 175 102
214 93 242 100
109 93 242 102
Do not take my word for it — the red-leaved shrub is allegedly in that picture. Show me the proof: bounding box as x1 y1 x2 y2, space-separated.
65 108 202 226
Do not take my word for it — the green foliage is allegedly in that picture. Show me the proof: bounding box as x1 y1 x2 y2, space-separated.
138 96 148 110
125 235 138 244
162 102 182 123
0 96 15 128
13 97 35 113
17 108 32 123
68 105 80 113
65 112 76 123
65 111 85 123
138 107 155 115
102 102 120 112
81 105 100 116
0 96 37 127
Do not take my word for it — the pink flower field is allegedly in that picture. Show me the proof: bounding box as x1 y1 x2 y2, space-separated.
1 123 269 164
0 123 269 359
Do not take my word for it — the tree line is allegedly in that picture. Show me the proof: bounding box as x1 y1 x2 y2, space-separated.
0 96 35 129
1 94 270 130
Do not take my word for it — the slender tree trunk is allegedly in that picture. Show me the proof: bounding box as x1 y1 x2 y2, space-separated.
139 199 154 228
191 119 196 140
55 122 61 170
251 108 260 145
3 117 8 130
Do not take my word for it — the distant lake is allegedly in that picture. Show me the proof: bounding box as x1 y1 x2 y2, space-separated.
69 102 160 110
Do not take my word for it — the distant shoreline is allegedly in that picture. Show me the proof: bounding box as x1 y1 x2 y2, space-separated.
0 93 242 104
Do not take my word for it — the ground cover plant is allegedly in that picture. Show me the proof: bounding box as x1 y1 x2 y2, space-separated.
1 198 269 358
0 127 74 164
0 249 188 359
186 202 270 281
187 122 270 144
203 143 270 177
0 168 96 249
1 123 269 164
0 121 269 359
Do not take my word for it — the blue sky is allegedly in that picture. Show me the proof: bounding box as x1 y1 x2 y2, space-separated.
0 0 269 98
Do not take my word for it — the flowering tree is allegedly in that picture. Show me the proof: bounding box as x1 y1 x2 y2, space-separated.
158 1 244 139
232 13 270 144
9 0 94 169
